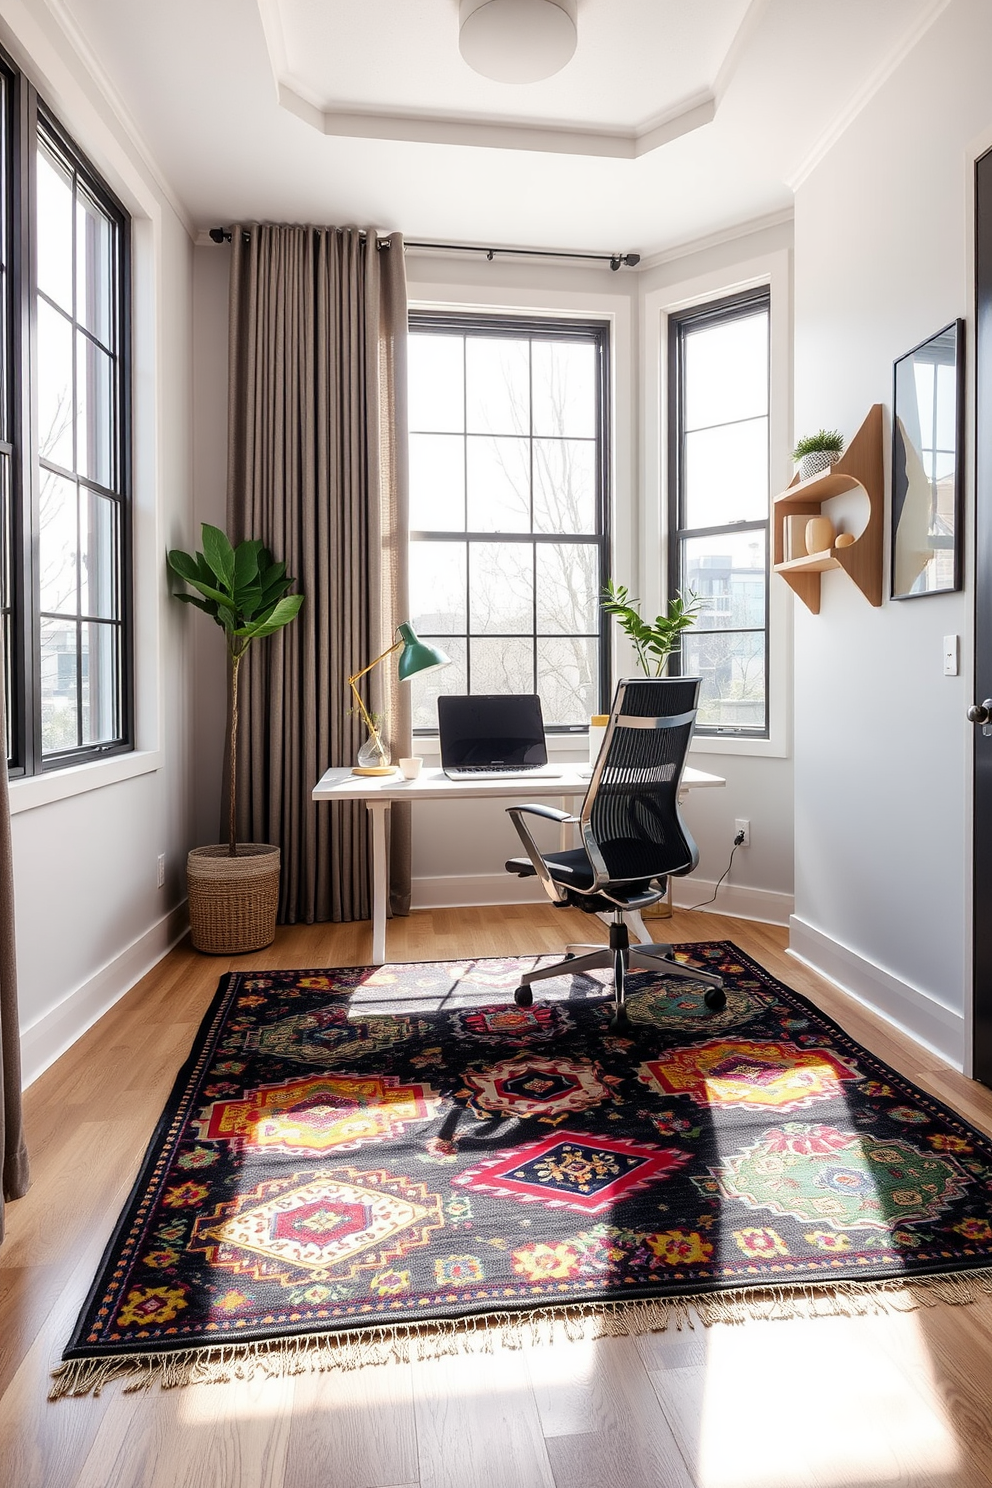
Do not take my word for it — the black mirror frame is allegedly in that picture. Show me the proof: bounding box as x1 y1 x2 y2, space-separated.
890 318 965 600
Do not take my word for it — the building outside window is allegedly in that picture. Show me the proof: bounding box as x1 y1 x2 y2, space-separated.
0 56 131 774
407 313 609 736
668 288 770 737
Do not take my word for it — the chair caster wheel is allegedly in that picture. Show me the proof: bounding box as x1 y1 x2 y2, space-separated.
563 952 575 961
514 985 533 1007
704 986 727 1011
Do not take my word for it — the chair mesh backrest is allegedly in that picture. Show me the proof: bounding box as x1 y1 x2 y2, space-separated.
584 677 700 885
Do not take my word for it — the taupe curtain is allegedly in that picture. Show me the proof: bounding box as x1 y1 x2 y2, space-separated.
1 636 29 1244
226 225 411 922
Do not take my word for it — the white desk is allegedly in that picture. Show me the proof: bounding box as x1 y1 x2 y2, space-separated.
312 763 725 963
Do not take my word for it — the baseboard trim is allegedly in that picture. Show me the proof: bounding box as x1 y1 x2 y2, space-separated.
788 915 965 1069
411 872 793 926
672 879 793 926
19 901 190 1088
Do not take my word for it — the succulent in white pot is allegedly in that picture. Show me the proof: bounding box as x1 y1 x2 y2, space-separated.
793 428 845 481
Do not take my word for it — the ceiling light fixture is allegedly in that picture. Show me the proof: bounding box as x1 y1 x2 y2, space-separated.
458 0 577 84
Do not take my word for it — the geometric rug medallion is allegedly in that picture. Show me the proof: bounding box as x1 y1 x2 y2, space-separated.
54 943 992 1397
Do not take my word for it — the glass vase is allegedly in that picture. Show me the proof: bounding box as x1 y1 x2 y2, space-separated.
357 732 390 771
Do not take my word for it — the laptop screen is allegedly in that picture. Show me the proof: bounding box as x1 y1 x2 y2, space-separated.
437 694 548 770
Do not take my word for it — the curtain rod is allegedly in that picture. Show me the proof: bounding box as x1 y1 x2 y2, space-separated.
208 227 640 271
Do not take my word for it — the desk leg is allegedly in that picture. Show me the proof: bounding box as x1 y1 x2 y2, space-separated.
365 800 390 964
557 797 572 851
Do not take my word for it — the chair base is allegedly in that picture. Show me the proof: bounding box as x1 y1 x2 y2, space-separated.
512 912 726 1027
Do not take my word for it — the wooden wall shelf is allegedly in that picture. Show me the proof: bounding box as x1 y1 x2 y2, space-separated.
773 403 884 613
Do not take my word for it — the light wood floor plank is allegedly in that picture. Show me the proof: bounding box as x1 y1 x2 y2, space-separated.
648 1310 976 1488
526 1332 695 1488
282 1362 419 1488
411 1343 555 1488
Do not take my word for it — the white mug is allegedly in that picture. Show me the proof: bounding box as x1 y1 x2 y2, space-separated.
399 756 423 779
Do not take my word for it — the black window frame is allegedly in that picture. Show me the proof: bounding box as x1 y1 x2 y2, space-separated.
0 50 132 776
408 310 611 737
667 286 771 740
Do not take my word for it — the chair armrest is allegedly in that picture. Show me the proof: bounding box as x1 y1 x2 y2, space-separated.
504 803 577 825
504 805 570 904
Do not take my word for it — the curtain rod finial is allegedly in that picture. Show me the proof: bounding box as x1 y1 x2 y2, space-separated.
209 227 231 244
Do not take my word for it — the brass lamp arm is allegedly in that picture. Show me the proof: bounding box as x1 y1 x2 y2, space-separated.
347 637 402 766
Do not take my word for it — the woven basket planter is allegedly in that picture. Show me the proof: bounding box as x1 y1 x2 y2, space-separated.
187 843 280 955
798 449 839 480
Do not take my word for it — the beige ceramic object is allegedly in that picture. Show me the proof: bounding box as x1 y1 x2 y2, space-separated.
835 532 855 548
805 515 834 554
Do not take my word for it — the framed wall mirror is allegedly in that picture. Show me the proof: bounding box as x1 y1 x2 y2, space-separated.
891 319 964 599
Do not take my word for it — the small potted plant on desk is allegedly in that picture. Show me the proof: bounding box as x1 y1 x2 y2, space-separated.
600 581 702 921
168 524 303 954
600 580 702 676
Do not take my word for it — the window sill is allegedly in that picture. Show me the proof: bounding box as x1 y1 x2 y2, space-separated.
8 748 163 815
689 734 788 760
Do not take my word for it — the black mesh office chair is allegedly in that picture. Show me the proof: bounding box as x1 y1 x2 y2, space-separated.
504 677 726 1032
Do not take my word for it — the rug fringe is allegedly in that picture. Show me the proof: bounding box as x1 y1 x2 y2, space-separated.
49 1265 992 1400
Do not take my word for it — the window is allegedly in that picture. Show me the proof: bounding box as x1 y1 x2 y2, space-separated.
668 289 769 737
1 62 131 774
407 313 609 734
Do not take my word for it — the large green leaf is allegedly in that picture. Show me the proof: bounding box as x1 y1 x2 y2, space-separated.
179 574 240 615
233 539 263 593
236 584 264 620
173 591 216 615
257 558 287 591
167 549 199 582
237 593 304 639
201 524 235 590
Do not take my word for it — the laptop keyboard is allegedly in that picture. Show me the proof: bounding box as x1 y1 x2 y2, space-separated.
446 767 562 779
445 765 562 779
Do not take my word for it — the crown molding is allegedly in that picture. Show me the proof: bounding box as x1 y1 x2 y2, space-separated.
276 83 715 160
22 0 196 239
787 0 952 192
257 0 770 160
635 206 794 273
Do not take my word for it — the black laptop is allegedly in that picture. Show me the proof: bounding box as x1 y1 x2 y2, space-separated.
438 694 560 779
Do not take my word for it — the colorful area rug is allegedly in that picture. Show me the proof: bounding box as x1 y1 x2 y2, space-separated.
54 943 992 1396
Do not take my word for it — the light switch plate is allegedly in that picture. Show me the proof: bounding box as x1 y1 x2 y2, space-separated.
943 635 959 676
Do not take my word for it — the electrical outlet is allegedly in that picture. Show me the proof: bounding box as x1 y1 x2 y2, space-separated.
157 854 166 888
734 818 750 848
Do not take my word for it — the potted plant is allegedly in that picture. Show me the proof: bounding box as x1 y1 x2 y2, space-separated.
601 580 702 676
168 524 304 953
793 428 845 480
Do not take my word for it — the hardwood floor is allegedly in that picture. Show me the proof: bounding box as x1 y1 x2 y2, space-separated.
3 904 992 1488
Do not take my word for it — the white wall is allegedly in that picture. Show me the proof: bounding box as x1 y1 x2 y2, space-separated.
1 3 196 1083
790 0 992 1066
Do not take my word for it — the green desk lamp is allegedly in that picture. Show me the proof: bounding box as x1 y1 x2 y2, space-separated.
348 623 451 775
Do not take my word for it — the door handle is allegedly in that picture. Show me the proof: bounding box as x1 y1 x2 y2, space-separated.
968 700 992 735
